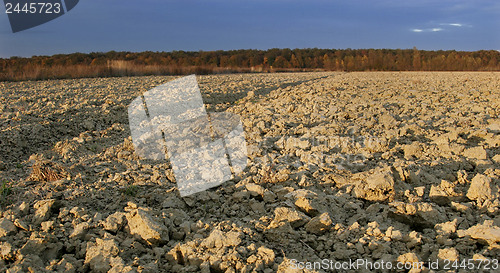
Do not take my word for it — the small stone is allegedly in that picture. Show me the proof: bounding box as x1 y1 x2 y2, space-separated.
403 142 423 160
398 252 419 263
246 183 265 197
19 238 45 256
85 238 120 273
201 229 243 248
385 227 403 241
466 174 498 202
126 202 138 209
457 220 500 245
69 206 86 218
397 253 420 271
33 199 58 224
275 187 295 200
56 254 82 273
272 207 310 228
285 137 311 150
438 248 459 261
492 154 500 163
405 231 423 248
414 186 425 197
294 197 319 216
259 191 273 203
463 146 487 160
389 202 447 228
472 253 488 261
181 195 196 207
354 169 395 202
17 202 29 216
429 180 461 205
305 212 333 235
429 185 448 205
70 222 89 239
103 212 126 233
450 201 470 212
0 242 13 260
22 237 62 262
41 221 54 232
58 207 70 219
0 218 17 237
435 219 458 234
126 207 168 245
257 246 275 265
487 122 500 132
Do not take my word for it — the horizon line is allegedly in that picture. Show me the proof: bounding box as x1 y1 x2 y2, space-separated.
2 47 500 59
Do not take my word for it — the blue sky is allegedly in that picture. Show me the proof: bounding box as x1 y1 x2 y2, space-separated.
0 0 499 58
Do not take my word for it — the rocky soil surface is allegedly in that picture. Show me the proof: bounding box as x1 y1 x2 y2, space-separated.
0 72 499 272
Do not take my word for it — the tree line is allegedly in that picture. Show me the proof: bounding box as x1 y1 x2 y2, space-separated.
1 48 499 81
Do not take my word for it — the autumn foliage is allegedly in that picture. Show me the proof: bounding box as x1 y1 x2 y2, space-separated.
1 48 499 81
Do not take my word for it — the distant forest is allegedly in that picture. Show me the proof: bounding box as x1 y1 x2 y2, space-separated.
1 48 499 81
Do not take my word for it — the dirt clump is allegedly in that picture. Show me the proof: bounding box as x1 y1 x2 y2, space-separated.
0 72 499 272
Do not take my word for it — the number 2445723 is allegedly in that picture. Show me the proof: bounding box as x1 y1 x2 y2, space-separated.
5 2 62 14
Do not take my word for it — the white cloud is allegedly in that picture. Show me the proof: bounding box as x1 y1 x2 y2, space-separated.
412 22 470 33
411 27 444 33
440 23 463 27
